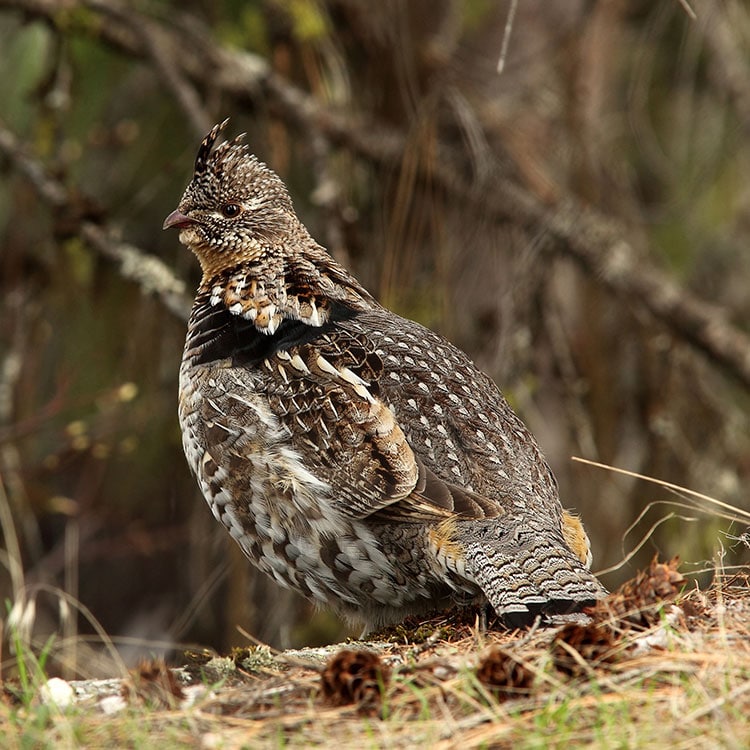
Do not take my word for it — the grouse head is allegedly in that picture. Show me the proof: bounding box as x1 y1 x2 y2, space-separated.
163 120 298 279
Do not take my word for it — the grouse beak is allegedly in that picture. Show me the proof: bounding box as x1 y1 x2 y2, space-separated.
163 209 197 230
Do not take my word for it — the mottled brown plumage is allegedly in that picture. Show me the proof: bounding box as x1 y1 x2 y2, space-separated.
165 121 606 631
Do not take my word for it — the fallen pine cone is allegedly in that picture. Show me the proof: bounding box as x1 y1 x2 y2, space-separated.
321 649 389 714
589 555 686 627
122 657 184 709
476 647 534 699
552 623 619 677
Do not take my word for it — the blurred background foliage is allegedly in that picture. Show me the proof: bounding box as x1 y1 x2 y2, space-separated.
1 0 749 674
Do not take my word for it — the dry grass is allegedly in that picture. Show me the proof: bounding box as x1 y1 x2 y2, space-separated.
3 562 750 749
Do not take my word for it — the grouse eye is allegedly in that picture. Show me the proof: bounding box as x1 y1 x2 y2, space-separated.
221 203 241 218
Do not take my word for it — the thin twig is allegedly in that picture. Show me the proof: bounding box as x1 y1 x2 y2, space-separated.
572 457 750 522
676 0 697 21
497 0 519 74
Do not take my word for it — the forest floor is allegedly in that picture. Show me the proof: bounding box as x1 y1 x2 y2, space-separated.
3 558 750 749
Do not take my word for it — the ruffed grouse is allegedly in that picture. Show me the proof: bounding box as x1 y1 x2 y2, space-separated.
165 121 606 630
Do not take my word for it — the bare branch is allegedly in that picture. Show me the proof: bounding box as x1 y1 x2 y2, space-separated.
79 224 191 320
2 0 750 387
0 117 191 321
87 0 212 137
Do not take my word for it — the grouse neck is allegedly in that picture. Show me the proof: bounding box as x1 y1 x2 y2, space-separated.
184 242 372 368
197 242 375 336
